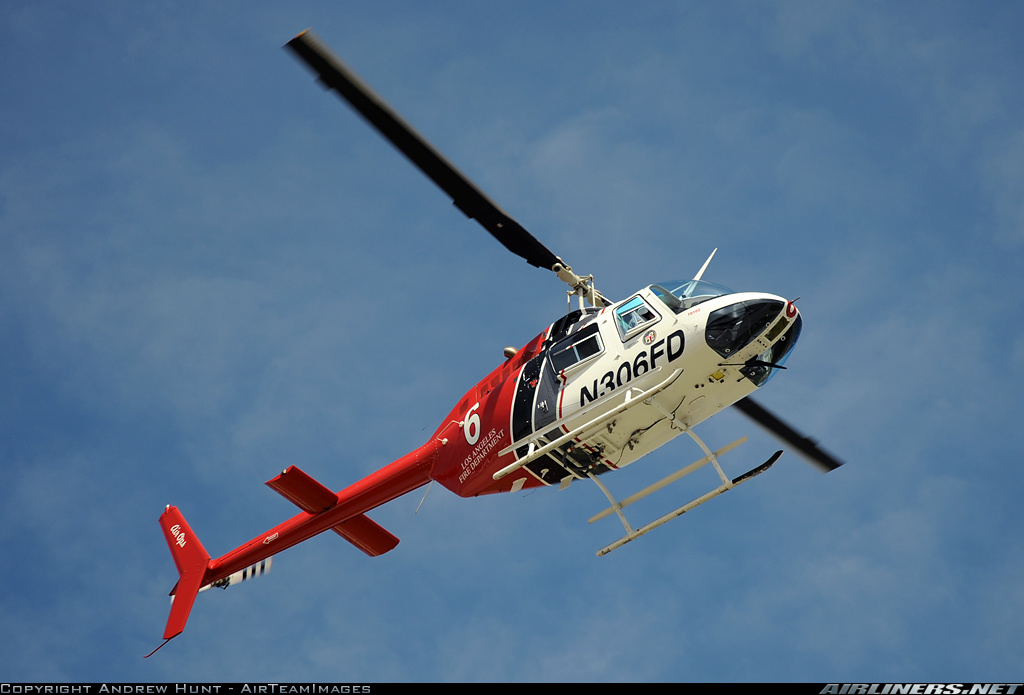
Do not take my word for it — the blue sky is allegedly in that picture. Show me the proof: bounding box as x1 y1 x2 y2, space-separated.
2 0 1023 683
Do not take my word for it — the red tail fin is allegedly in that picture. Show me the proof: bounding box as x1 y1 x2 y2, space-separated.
158 505 211 640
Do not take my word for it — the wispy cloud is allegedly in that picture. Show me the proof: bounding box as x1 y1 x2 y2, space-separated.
1 0 1023 682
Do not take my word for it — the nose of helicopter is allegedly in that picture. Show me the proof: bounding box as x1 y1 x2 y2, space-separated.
704 296 787 358
704 294 802 385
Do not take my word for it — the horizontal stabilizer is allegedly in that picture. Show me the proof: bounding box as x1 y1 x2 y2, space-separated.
267 465 399 556
332 514 400 556
267 465 338 513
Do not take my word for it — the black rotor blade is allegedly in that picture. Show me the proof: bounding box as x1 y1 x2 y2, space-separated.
286 29 561 271
732 397 844 472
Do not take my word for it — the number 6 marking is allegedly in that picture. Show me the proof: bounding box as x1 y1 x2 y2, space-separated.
464 403 481 445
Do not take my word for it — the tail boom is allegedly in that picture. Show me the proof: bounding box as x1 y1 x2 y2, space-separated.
156 440 438 644
209 439 436 579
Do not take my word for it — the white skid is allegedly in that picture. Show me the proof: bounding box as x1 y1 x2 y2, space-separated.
588 436 747 523
589 427 778 556
595 451 780 556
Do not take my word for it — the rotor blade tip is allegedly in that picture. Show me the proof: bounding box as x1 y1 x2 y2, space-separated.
286 28 314 49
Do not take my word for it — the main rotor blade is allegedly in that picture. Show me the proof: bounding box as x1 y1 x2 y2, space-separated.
285 30 561 272
732 397 844 472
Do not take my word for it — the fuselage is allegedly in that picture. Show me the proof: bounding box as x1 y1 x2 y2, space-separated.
183 282 802 592
429 281 802 497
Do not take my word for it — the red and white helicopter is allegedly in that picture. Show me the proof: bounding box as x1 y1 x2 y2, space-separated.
152 29 843 653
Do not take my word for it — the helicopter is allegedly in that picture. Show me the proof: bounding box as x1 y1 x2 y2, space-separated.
152 29 843 654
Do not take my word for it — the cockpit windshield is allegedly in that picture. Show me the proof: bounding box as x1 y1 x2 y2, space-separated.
650 280 734 313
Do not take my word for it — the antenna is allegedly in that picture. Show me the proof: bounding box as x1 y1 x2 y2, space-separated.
693 248 718 281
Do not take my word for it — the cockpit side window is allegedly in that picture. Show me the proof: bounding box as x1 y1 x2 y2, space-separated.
549 323 603 373
614 296 660 340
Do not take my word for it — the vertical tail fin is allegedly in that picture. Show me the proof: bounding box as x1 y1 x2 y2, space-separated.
158 505 211 641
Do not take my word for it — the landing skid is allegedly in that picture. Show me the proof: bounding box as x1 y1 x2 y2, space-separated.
589 427 782 556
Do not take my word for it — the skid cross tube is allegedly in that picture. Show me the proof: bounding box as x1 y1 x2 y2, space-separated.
588 436 748 524
595 449 782 556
